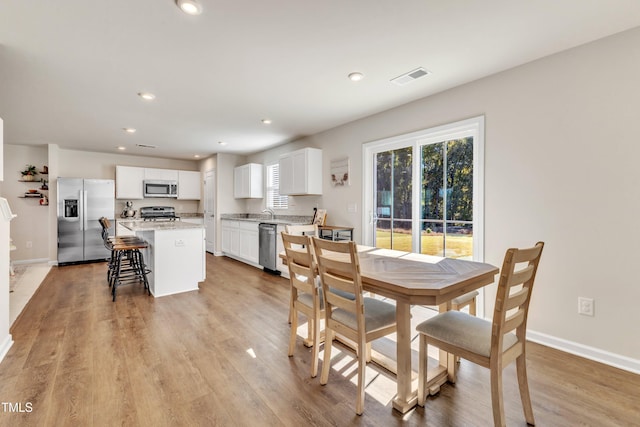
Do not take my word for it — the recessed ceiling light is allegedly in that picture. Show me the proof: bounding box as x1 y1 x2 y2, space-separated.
123 128 136 133
194 154 201 158
261 119 272 125
138 92 156 101
116 146 126 151
348 72 364 82
218 141 227 146
176 0 203 15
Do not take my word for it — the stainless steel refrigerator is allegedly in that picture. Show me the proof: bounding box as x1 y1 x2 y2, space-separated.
57 178 115 264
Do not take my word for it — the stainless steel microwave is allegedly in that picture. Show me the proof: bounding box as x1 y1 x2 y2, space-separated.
143 180 178 198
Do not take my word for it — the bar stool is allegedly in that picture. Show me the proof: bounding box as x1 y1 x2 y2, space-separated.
99 218 151 301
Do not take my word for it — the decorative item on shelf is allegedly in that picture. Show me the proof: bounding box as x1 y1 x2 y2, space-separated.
313 208 327 226
41 165 48 174
39 195 49 206
20 164 38 181
40 179 48 190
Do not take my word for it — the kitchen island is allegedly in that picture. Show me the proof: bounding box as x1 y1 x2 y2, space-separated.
119 221 205 297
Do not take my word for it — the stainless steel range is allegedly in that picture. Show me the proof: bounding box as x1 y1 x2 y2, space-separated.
139 206 180 221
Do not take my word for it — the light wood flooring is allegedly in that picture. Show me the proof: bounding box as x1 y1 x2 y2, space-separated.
0 254 639 426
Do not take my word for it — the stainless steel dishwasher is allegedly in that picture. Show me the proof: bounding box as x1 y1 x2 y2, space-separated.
258 223 280 274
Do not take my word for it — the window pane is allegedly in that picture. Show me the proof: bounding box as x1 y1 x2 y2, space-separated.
446 138 473 222
266 164 287 209
421 143 444 221
420 221 444 256
375 147 413 250
445 222 473 260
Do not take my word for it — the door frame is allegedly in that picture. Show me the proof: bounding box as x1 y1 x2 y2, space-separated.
204 169 216 254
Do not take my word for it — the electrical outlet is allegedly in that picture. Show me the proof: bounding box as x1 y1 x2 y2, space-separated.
26 241 33 248
578 297 594 316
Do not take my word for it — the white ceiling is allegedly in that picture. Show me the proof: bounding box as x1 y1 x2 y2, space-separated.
1 1 640 160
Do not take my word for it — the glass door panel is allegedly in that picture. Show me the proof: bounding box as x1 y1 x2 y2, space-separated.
374 147 413 251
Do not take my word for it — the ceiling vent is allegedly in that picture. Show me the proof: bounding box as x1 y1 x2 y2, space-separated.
136 144 157 149
390 67 431 86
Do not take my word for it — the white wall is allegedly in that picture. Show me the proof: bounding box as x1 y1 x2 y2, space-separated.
0 117 12 363
243 28 640 366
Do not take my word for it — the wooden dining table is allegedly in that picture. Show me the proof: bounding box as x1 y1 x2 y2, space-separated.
280 244 499 413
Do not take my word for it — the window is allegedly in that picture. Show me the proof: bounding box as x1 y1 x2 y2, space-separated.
363 116 484 261
266 163 288 209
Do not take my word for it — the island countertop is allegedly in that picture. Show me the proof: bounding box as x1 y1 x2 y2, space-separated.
119 221 203 232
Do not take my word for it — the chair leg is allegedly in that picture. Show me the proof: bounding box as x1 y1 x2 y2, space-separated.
288 306 298 357
417 334 427 407
516 354 535 425
310 314 320 378
356 335 367 415
320 328 333 385
469 297 477 316
490 362 506 427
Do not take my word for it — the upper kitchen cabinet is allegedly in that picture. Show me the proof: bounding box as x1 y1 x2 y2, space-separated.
279 147 322 195
178 170 201 200
234 163 263 198
115 165 144 199
144 168 178 181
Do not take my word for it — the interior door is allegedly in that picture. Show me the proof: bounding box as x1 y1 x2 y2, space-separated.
204 169 216 253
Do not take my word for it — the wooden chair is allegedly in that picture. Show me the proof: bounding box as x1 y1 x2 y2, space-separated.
416 242 544 427
282 232 323 377
284 224 318 324
312 237 397 415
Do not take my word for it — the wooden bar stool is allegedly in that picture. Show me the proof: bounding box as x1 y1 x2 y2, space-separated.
99 218 151 301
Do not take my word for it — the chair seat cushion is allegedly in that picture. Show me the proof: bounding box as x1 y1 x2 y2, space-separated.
451 290 479 306
331 297 396 332
416 310 518 357
298 289 324 309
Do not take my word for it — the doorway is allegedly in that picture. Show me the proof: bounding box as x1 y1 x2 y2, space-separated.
204 169 216 253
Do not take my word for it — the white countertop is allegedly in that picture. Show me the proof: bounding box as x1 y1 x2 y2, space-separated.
119 221 203 231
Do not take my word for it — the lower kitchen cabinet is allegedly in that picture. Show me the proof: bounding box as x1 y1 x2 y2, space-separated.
221 220 259 265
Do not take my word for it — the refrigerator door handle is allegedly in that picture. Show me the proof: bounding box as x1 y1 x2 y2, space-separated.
81 190 87 231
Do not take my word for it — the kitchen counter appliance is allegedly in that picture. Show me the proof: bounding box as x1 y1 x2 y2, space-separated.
258 223 280 274
140 206 179 221
143 180 177 198
57 178 115 264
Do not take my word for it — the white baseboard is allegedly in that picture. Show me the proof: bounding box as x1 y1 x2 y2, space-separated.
12 258 50 265
527 330 640 375
0 334 14 363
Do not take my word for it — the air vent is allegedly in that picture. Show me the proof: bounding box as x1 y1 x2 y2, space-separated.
136 144 157 149
390 67 431 86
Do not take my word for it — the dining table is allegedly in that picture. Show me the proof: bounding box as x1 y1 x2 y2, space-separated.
280 244 499 413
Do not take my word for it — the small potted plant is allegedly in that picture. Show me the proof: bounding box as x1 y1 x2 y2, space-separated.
21 165 38 181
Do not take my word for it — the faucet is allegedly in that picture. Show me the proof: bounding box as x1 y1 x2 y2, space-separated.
262 208 275 220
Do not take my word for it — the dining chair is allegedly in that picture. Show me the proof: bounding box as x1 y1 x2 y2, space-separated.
281 232 324 377
312 237 397 415
284 224 319 324
416 242 544 427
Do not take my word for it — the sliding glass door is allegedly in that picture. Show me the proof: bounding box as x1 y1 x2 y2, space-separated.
363 117 484 261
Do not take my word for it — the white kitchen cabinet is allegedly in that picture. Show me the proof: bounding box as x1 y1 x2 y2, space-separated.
238 221 259 264
279 147 322 195
233 163 263 198
221 220 259 265
221 220 240 256
144 168 178 181
116 166 145 199
178 170 201 200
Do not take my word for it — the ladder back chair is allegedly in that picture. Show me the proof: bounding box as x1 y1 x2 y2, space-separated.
416 242 544 427
312 237 397 415
281 232 323 377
